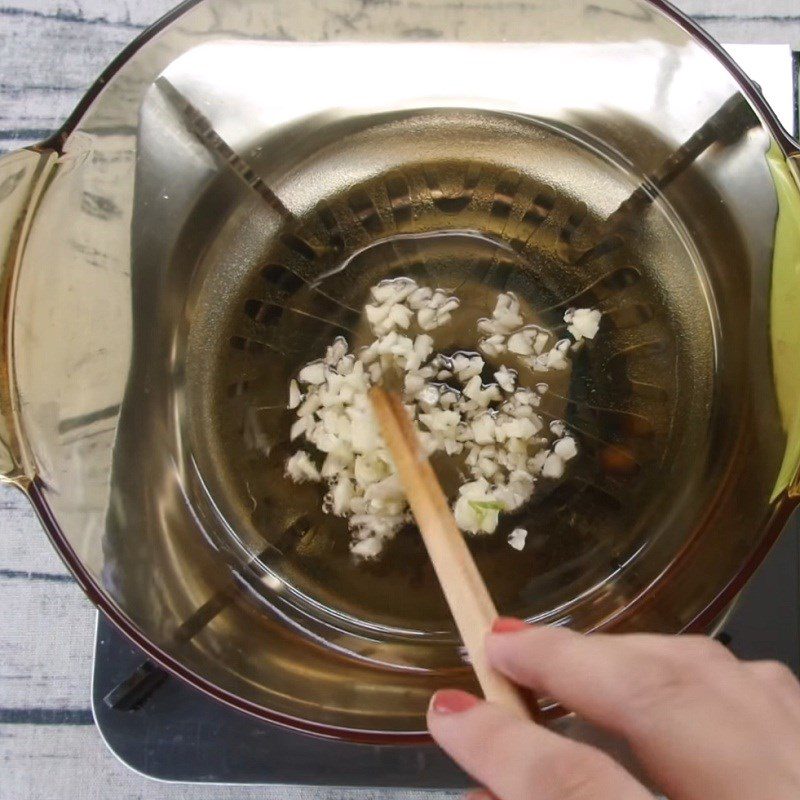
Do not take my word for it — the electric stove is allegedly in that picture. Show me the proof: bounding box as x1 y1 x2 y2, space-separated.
90 43 800 789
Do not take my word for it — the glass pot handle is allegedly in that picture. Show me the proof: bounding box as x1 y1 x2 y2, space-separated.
771 141 800 501
0 147 57 486
789 149 800 499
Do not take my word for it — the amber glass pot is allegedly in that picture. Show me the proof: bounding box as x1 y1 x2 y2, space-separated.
0 0 798 739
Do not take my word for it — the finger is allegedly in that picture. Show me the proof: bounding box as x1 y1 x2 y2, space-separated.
428 689 652 800
486 624 777 799
745 661 800 724
464 790 496 800
746 660 800 702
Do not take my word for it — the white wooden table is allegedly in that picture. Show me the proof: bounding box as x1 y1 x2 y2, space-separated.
1 2 798 797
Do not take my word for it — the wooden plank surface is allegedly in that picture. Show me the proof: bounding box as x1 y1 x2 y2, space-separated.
0 0 798 152
0 1 798 797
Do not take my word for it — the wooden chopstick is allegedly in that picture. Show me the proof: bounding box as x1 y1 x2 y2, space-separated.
369 385 531 720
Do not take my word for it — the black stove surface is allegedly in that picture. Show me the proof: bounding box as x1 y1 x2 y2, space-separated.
92 514 799 787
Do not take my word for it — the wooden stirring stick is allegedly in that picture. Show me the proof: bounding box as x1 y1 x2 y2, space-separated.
369 384 531 720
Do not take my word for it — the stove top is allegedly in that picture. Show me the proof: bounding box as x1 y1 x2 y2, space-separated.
93 613 468 788
91 515 799 787
90 44 800 788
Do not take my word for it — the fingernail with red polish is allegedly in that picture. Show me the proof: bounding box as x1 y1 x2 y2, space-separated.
491 616 528 634
429 689 479 715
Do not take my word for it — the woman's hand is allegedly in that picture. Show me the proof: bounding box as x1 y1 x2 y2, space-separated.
427 619 800 799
